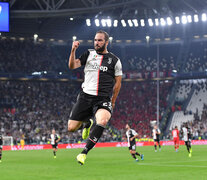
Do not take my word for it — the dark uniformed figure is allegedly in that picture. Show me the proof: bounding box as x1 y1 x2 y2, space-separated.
49 129 60 159
181 124 192 157
68 30 122 165
126 124 144 162
152 125 161 152
0 134 3 162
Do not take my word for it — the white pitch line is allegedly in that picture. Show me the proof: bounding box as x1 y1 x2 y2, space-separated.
143 159 207 164
137 163 207 168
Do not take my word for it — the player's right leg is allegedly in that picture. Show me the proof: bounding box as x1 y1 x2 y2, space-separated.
68 120 83 132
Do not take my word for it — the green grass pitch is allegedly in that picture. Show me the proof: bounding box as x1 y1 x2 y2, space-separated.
0 145 207 180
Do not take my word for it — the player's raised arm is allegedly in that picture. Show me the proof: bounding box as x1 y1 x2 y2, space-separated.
68 41 81 69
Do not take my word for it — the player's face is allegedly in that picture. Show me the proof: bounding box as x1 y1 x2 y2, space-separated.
94 33 108 53
126 124 129 129
52 130 55 134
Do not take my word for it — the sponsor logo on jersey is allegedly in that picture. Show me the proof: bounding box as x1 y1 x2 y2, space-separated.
88 63 108 72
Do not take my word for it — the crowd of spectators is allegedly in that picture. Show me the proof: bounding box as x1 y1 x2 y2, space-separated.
0 38 65 73
184 41 207 72
124 44 179 73
1 37 207 74
112 81 173 138
1 37 207 144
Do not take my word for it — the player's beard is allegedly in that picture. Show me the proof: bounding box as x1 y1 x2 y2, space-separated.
95 43 106 53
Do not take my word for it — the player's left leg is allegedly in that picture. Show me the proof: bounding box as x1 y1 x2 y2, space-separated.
68 120 83 132
0 148 2 162
176 139 179 152
77 109 111 165
188 141 192 157
53 148 57 158
130 150 139 162
158 141 161 151
154 141 157 152
82 119 93 140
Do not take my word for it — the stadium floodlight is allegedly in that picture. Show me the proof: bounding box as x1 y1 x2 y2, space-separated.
113 20 118 27
181 15 187 24
95 19 100 27
106 19 112 27
34 34 38 39
146 35 150 43
121 19 127 27
86 19 91 26
128 19 133 27
101 19 107 27
109 36 113 42
148 18 153 26
175 16 180 24
155 18 159 26
72 36 77 41
140 19 145 27
132 19 138 27
202 13 207 21
166 17 173 26
146 35 150 40
59 72 62 75
160 18 166 26
187 15 192 23
194 14 199 22
34 34 38 42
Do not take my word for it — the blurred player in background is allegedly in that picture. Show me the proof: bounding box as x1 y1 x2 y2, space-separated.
181 124 192 157
20 135 25 150
49 129 60 159
126 124 144 162
68 30 122 165
0 134 3 163
152 125 161 152
172 126 179 152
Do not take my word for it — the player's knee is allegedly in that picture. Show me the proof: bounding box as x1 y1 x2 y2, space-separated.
68 126 76 132
97 119 108 126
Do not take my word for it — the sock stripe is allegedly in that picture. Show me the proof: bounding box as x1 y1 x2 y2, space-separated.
89 138 96 144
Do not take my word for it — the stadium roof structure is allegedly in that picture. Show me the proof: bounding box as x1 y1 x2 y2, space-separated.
9 0 207 19
3 0 207 39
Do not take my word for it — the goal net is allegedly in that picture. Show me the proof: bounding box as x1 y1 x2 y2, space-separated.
3 136 14 146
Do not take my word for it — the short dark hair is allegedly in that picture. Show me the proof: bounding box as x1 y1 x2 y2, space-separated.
96 30 109 41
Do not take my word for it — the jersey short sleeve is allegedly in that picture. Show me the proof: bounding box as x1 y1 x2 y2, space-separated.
79 51 89 66
131 129 138 136
114 59 123 76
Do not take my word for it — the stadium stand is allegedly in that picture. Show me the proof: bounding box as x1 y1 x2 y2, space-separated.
1 37 207 143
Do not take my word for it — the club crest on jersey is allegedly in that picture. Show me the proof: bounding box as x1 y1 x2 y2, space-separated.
108 57 112 64
92 55 98 60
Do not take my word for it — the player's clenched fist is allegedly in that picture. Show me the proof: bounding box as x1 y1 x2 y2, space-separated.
72 41 80 49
